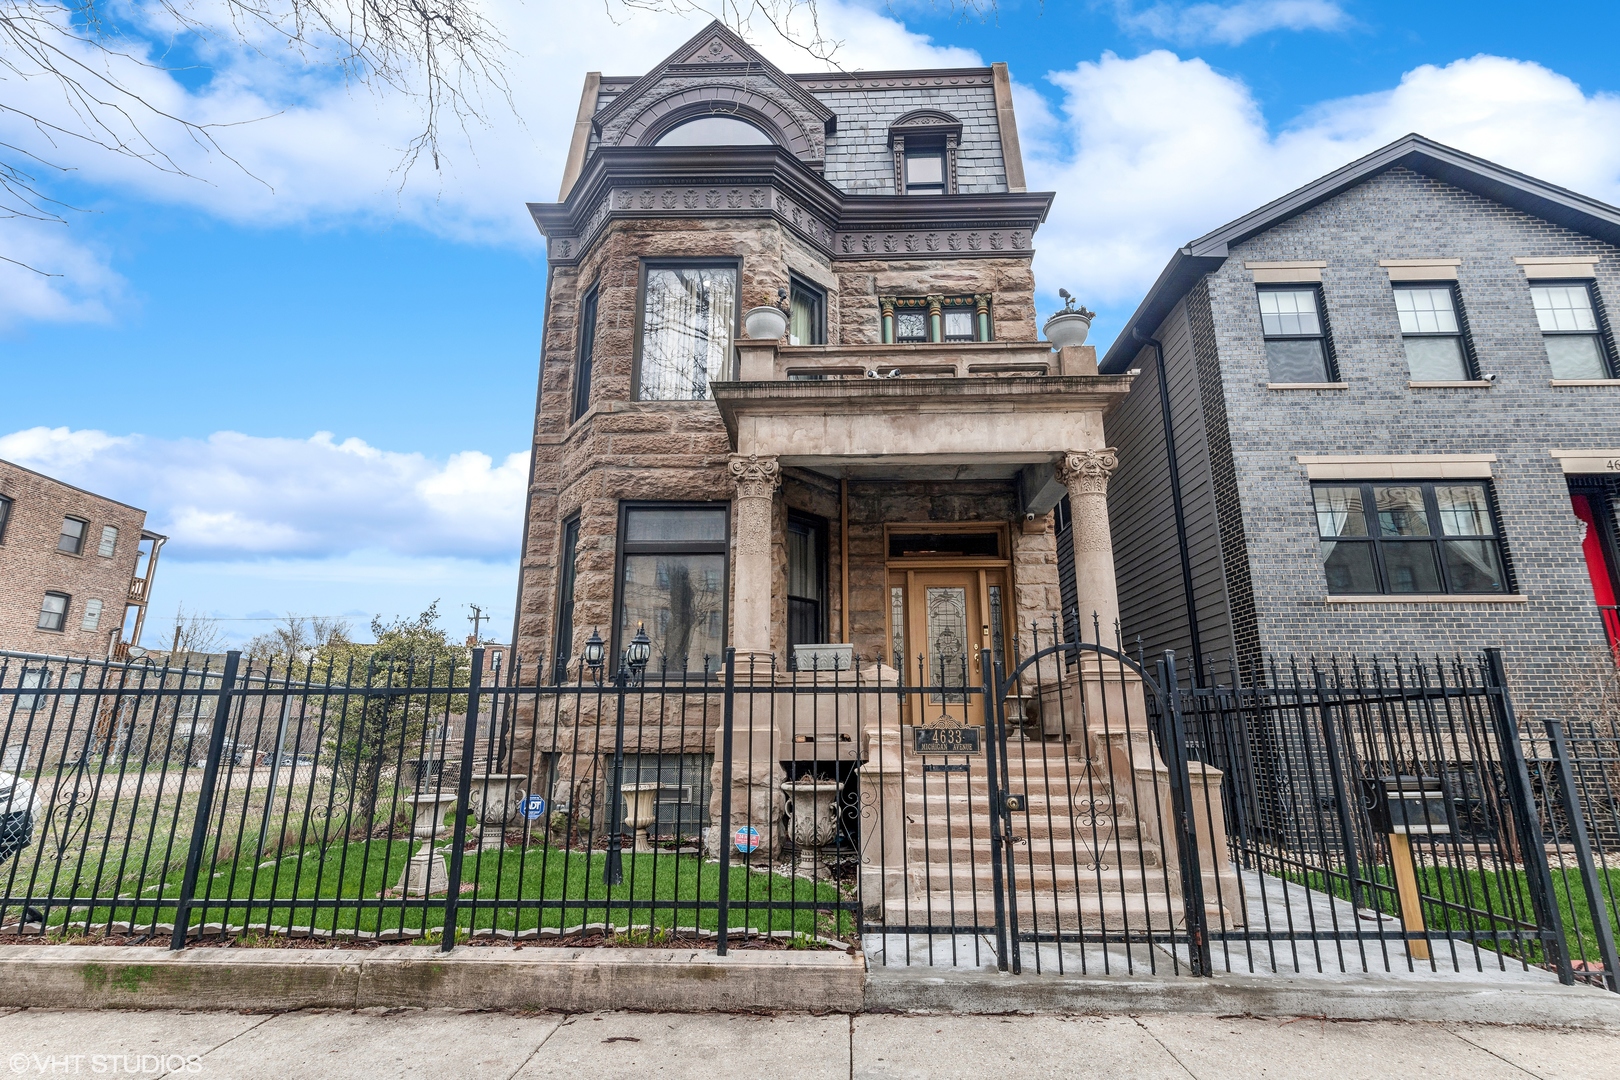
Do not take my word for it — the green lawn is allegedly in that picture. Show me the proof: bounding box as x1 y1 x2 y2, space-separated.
38 840 855 944
1286 863 1620 968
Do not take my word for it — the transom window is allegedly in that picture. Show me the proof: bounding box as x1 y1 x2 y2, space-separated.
1394 284 1472 381
1257 286 1335 383
38 591 69 632
1313 481 1509 595
653 115 773 147
637 264 738 401
58 516 87 555
617 504 728 676
1531 282 1613 379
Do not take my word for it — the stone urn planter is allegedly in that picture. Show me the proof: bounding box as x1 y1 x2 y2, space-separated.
467 773 525 848
620 782 665 853
1043 298 1094 349
397 791 458 895
742 304 789 341
781 778 843 878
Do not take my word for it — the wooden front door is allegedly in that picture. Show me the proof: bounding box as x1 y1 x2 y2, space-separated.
898 568 1011 726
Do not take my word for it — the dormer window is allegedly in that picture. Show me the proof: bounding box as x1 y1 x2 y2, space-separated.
888 110 963 196
904 143 946 196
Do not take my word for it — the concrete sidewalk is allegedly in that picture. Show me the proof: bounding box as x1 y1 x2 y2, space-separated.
3 1008 1619 1079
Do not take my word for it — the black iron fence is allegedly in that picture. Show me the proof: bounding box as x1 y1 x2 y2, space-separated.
1165 648 1616 986
0 636 1615 992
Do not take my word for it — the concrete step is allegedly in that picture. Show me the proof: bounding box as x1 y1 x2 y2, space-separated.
892 889 1185 933
906 834 1164 869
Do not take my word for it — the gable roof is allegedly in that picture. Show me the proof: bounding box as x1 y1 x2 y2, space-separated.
590 20 835 139
1100 133 1620 373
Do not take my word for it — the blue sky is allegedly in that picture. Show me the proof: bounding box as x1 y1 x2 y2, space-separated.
4 0 1620 647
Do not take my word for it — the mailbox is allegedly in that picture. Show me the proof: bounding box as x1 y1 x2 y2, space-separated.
1361 775 1451 836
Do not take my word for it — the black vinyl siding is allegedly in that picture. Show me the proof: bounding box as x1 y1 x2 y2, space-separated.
1104 292 1239 670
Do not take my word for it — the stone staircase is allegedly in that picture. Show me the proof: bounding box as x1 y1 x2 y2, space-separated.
896 732 1184 932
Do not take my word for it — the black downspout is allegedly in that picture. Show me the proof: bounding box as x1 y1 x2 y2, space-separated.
1134 326 1205 689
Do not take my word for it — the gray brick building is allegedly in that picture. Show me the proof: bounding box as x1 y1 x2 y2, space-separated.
1100 135 1620 719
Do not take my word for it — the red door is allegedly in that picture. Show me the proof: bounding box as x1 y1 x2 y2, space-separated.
1571 493 1620 655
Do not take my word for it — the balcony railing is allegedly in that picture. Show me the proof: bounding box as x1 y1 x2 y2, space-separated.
736 341 1103 382
128 577 149 603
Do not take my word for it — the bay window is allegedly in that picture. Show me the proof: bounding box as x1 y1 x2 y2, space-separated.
636 263 738 401
616 504 728 676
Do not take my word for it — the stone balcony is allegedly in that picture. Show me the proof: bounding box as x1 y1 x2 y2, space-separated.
735 340 1104 381
711 341 1135 479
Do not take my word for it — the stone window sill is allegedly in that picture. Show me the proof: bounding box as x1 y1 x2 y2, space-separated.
1549 378 1620 386
1267 382 1348 390
1323 594 1528 604
1409 380 1491 388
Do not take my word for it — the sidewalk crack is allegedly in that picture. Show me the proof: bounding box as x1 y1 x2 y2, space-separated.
1131 1016 1198 1078
1448 1027 1546 1079
503 1012 568 1080
159 1011 277 1077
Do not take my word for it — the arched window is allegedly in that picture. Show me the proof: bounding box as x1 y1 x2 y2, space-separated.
654 115 774 147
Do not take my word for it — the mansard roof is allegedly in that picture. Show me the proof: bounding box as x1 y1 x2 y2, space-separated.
1100 133 1620 373
558 21 1020 199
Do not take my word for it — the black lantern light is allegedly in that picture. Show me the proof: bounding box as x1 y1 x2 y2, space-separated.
626 622 652 676
583 628 606 673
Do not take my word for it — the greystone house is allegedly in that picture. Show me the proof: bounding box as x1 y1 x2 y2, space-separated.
1101 134 1620 720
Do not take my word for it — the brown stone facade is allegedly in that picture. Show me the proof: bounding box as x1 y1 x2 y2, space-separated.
514 212 1045 674
0 460 162 658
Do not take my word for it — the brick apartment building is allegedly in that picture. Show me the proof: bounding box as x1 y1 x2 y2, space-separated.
1102 135 1620 717
0 458 165 659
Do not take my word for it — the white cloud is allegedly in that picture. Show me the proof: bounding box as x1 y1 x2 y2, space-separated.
1025 52 1620 320
0 0 978 325
0 426 529 561
1115 1 1349 45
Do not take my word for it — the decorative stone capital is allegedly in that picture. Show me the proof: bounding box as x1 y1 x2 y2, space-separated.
1056 448 1120 497
728 454 781 500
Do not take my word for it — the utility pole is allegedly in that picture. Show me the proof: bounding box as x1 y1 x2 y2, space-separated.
467 604 487 644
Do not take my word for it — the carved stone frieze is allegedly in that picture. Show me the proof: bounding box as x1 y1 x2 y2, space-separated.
833 228 1030 260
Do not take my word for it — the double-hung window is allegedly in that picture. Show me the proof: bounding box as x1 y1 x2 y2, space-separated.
904 144 946 195
573 287 599 421
38 591 69 631
1532 282 1614 379
0 495 11 542
942 303 977 342
788 275 826 346
553 515 581 683
617 504 728 677
97 525 119 558
637 263 738 401
81 598 104 632
1313 481 1509 595
58 516 87 555
1395 284 1473 380
1258 286 1335 383
786 514 827 665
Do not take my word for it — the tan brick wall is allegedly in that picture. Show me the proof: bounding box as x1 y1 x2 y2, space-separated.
0 461 146 657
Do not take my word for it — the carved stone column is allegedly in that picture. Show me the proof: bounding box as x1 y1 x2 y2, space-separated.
1055 448 1122 639
729 453 781 656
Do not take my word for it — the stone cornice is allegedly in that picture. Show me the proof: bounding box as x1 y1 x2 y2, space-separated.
528 147 1054 265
